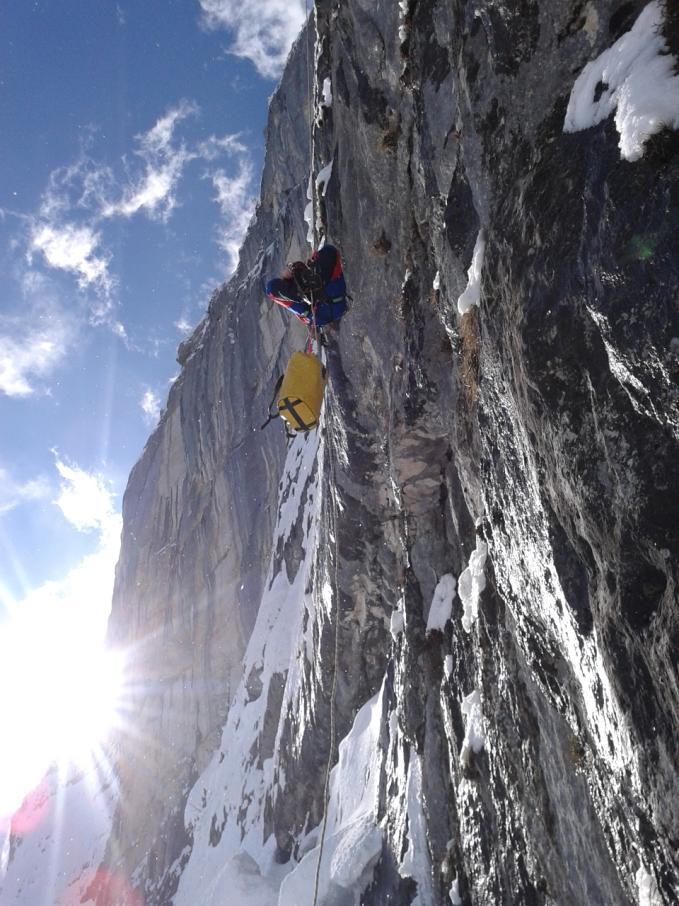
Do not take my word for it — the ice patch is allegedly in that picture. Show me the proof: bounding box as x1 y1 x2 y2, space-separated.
322 77 332 108
460 689 485 766
278 688 385 905
564 1 679 161
426 573 457 634
316 160 333 198
398 0 410 43
458 538 488 633
390 608 405 639
399 750 434 903
457 230 485 315
449 876 462 904
443 654 453 680
636 864 662 906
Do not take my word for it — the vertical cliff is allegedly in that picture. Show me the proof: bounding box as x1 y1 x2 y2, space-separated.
3 2 677 905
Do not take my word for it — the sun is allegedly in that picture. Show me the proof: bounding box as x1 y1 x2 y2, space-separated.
0 600 124 821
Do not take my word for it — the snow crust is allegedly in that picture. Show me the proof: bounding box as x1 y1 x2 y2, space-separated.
322 77 333 108
279 688 385 906
398 749 434 904
458 538 488 632
398 0 410 44
457 230 485 314
564 1 679 161
390 607 405 639
443 654 453 680
636 864 662 906
459 689 485 766
316 160 333 198
426 573 457 634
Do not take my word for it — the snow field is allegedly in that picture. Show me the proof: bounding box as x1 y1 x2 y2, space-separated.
174 431 323 905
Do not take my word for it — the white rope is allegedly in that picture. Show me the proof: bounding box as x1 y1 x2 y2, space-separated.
311 381 342 906
305 0 319 253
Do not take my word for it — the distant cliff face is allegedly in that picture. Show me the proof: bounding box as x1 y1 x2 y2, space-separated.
4 2 676 905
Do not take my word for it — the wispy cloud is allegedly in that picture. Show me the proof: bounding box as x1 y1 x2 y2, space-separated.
139 388 162 426
102 101 199 222
0 282 76 398
54 458 117 533
198 0 307 79
208 158 256 272
6 102 256 377
0 468 50 516
29 222 112 293
174 316 194 335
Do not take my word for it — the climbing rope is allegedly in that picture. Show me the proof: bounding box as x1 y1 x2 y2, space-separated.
302 10 342 897
305 0 319 253
311 378 342 906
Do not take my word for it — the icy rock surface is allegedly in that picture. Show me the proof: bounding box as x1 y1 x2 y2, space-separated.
9 2 678 905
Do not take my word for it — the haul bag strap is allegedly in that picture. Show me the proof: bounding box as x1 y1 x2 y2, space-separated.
260 374 284 430
279 397 314 431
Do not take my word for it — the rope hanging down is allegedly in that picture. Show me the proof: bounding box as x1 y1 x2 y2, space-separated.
305 0 319 253
311 381 342 906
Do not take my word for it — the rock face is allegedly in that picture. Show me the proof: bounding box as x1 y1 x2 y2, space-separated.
5 2 677 905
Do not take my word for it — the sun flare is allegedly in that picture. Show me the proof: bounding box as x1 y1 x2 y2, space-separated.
0 602 124 821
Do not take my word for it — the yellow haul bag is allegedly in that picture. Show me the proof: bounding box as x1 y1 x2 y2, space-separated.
278 351 326 431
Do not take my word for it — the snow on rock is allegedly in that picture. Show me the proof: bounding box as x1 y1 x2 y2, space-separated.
390 607 405 639
433 270 441 291
399 749 434 904
443 654 453 680
458 538 488 633
304 174 316 245
316 160 334 198
564 1 679 161
636 864 662 906
173 431 322 906
449 876 462 904
278 687 385 905
398 0 411 44
426 573 457 634
322 77 332 108
460 689 485 767
457 230 486 314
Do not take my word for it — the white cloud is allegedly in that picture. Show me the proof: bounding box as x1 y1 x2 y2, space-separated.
140 388 162 426
174 317 194 335
209 158 256 273
0 468 51 515
197 133 248 161
198 0 307 79
29 221 112 293
102 101 199 222
0 293 75 398
54 459 117 533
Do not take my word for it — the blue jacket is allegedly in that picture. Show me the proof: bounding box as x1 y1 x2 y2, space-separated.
266 245 347 327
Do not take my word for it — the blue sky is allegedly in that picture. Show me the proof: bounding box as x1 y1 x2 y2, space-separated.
0 0 308 822
0 0 307 607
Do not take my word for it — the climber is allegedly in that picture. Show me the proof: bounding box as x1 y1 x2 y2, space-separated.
265 244 348 329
